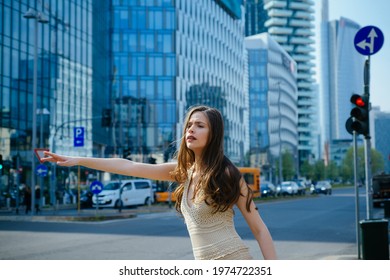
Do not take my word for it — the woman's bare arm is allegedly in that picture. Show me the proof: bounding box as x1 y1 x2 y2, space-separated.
236 180 277 260
42 151 177 181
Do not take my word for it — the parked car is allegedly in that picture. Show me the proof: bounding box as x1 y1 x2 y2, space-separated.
294 180 307 195
311 181 332 195
260 181 276 197
280 181 299 196
92 179 154 208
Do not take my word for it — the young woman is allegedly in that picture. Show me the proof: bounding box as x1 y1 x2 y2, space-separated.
42 105 277 260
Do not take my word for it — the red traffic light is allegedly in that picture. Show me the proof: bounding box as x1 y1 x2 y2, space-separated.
347 94 369 136
350 94 366 107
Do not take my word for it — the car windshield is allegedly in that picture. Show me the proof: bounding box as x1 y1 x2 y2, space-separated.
104 182 121 190
317 181 328 186
281 182 291 186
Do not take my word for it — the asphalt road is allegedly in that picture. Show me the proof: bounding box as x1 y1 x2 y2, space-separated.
0 187 388 260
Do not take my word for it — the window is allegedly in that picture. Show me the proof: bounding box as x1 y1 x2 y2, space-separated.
148 9 163 29
122 183 133 192
134 181 150 189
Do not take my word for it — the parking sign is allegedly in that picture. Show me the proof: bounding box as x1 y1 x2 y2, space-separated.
74 127 84 147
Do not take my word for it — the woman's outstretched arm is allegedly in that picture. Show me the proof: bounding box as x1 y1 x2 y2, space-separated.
42 151 177 181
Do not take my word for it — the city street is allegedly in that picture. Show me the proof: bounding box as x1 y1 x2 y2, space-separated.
1 187 388 260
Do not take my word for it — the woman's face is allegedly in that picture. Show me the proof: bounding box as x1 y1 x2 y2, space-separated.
185 111 210 155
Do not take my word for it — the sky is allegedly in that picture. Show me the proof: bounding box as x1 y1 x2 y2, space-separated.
314 0 390 112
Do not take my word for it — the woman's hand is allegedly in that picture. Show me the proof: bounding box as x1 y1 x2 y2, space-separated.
42 151 79 167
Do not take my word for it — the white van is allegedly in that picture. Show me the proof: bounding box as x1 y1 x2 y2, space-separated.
92 179 154 208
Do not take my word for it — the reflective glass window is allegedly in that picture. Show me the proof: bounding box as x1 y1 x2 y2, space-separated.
148 9 163 29
113 34 120 52
131 8 146 29
165 9 175 29
165 55 175 76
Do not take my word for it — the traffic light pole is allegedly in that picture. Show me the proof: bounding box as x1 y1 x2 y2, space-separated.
363 57 373 220
353 131 361 259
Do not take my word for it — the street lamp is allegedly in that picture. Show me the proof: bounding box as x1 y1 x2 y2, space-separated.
24 8 48 216
276 81 283 184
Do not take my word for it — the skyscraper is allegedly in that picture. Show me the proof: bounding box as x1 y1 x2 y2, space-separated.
245 33 298 173
110 0 249 164
249 0 317 165
320 0 364 161
0 1 100 183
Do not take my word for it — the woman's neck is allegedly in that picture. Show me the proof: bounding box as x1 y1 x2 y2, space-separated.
193 158 203 173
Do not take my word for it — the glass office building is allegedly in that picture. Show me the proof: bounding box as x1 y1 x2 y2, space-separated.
0 0 249 193
260 0 316 165
0 1 96 187
321 16 364 142
111 0 249 163
110 0 177 162
245 33 298 169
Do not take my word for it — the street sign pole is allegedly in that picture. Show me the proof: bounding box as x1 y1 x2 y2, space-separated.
90 180 103 216
353 131 361 259
353 26 384 221
363 58 373 220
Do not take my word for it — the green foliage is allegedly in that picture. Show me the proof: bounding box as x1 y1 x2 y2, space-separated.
282 150 296 180
299 146 385 183
341 146 385 181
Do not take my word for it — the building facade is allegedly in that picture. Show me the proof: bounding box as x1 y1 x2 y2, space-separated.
255 0 316 166
0 0 249 195
320 0 364 164
110 0 249 164
321 17 364 142
0 1 100 189
245 33 298 175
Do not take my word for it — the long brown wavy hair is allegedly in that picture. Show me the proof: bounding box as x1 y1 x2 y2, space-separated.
171 105 253 214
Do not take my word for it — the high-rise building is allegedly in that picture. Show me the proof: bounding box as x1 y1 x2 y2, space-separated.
0 1 104 187
320 0 364 162
0 0 249 194
245 33 298 176
245 0 268 36
248 0 317 165
110 0 249 164
321 16 364 141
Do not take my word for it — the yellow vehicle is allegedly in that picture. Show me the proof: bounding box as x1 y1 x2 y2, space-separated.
238 167 261 198
154 181 177 203
155 167 261 202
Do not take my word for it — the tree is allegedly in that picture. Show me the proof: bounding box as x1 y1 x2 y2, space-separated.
300 159 314 179
341 146 385 182
282 150 295 180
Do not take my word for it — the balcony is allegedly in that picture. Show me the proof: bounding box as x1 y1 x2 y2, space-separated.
264 0 287 10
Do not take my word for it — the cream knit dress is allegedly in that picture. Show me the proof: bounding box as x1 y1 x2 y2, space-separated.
181 168 253 260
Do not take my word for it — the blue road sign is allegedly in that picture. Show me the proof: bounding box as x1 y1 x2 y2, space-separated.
36 164 48 177
354 26 384 56
90 180 104 195
74 127 84 147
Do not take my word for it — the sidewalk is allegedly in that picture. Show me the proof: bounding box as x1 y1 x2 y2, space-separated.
0 203 174 222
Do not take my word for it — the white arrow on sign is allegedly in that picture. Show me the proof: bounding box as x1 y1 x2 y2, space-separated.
91 185 102 192
356 28 378 54
36 167 47 175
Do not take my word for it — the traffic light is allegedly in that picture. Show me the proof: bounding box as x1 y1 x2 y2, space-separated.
101 108 112 127
345 94 369 136
0 154 3 175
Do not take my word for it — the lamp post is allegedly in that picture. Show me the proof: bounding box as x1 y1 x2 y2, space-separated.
277 81 283 184
24 8 48 216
